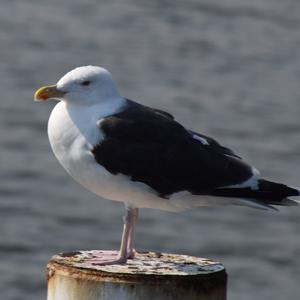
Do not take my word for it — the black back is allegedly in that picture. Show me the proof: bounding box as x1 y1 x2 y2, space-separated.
92 100 253 198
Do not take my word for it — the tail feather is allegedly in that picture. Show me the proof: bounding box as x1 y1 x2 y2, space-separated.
212 179 300 208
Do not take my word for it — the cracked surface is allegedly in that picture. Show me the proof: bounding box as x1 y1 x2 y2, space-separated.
50 250 225 276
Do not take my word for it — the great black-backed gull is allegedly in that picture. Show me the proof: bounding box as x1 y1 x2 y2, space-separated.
34 65 299 265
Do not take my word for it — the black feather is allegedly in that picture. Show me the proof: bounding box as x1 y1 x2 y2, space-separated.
212 179 299 206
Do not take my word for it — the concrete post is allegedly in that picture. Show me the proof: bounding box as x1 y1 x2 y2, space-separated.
47 251 227 300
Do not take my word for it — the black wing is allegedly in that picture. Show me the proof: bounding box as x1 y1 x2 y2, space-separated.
189 130 241 159
92 100 253 197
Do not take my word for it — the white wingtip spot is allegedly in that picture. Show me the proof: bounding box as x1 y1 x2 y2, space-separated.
218 174 259 190
252 167 260 176
192 134 209 145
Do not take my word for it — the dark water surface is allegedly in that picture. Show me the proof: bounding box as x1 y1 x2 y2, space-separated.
1 1 300 299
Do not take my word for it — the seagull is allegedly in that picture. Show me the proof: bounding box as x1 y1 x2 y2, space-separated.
34 65 299 265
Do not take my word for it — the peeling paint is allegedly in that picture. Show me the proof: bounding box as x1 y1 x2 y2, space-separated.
46 264 56 281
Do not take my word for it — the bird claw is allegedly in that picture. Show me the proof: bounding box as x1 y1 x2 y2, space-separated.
83 250 133 266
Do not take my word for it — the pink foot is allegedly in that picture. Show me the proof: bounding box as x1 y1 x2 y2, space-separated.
83 250 129 266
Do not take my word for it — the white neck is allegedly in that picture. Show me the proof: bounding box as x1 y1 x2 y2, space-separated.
66 97 126 119
64 97 126 145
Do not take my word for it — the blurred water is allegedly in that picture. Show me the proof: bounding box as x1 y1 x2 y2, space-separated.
1 0 300 299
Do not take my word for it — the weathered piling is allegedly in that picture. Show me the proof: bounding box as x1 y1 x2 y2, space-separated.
47 250 227 300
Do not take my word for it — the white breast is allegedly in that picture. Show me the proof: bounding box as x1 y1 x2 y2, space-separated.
48 99 128 186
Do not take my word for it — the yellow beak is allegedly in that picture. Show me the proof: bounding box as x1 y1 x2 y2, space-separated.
34 85 65 102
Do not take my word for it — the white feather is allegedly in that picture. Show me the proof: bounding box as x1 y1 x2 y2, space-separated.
192 134 209 145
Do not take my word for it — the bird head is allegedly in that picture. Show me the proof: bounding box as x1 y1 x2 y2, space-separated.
34 66 120 106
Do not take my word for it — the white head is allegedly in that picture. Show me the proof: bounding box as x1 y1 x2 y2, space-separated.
34 66 121 106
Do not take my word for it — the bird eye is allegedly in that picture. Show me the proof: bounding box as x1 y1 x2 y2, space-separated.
81 80 91 86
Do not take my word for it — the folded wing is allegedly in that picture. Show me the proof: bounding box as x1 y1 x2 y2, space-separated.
92 100 255 198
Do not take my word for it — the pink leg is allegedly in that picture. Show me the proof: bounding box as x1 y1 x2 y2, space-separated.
127 208 138 258
84 206 139 265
